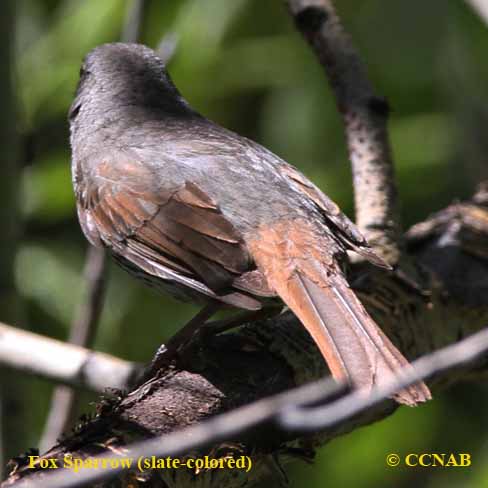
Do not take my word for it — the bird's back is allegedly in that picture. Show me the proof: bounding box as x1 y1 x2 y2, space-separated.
117 115 337 242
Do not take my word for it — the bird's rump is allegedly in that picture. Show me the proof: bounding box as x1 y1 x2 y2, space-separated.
248 218 431 405
277 162 390 269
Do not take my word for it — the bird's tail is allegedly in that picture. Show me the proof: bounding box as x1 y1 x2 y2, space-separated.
249 223 431 406
280 271 431 405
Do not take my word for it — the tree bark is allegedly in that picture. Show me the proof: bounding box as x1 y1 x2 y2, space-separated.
287 0 403 264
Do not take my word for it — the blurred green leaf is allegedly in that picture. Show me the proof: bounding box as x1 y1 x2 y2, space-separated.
392 113 454 170
17 0 125 127
290 401 439 488
22 150 74 221
15 243 82 325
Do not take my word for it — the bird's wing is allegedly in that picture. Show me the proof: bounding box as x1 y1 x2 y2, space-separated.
278 163 391 268
75 153 266 309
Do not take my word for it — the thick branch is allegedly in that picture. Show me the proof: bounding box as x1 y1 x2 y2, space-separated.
7 326 488 488
4 186 488 488
287 0 402 263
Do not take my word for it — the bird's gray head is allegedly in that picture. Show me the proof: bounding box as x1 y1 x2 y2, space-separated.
69 43 190 139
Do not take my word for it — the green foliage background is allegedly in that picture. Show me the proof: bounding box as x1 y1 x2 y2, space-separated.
4 0 488 486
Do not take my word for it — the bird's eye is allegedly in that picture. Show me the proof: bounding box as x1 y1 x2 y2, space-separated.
68 102 81 121
79 65 91 80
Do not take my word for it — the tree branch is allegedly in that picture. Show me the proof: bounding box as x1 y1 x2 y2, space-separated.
4 3 488 487
287 0 402 264
0 323 139 393
3 183 488 487
6 325 488 488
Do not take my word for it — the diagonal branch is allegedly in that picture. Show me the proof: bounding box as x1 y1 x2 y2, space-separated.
3 184 488 488
287 0 402 264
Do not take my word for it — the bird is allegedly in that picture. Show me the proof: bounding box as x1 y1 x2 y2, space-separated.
69 42 431 406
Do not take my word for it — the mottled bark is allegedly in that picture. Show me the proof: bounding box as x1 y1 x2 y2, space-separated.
288 0 403 264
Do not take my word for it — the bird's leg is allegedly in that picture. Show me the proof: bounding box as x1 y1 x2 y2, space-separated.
138 304 282 385
190 306 283 355
163 302 222 356
141 302 221 382
198 306 283 339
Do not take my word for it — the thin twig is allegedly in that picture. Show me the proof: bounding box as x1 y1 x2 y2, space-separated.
67 247 108 347
466 0 488 24
157 32 179 63
39 0 148 452
287 0 402 264
39 247 107 452
17 327 488 488
0 322 139 392
121 0 146 44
